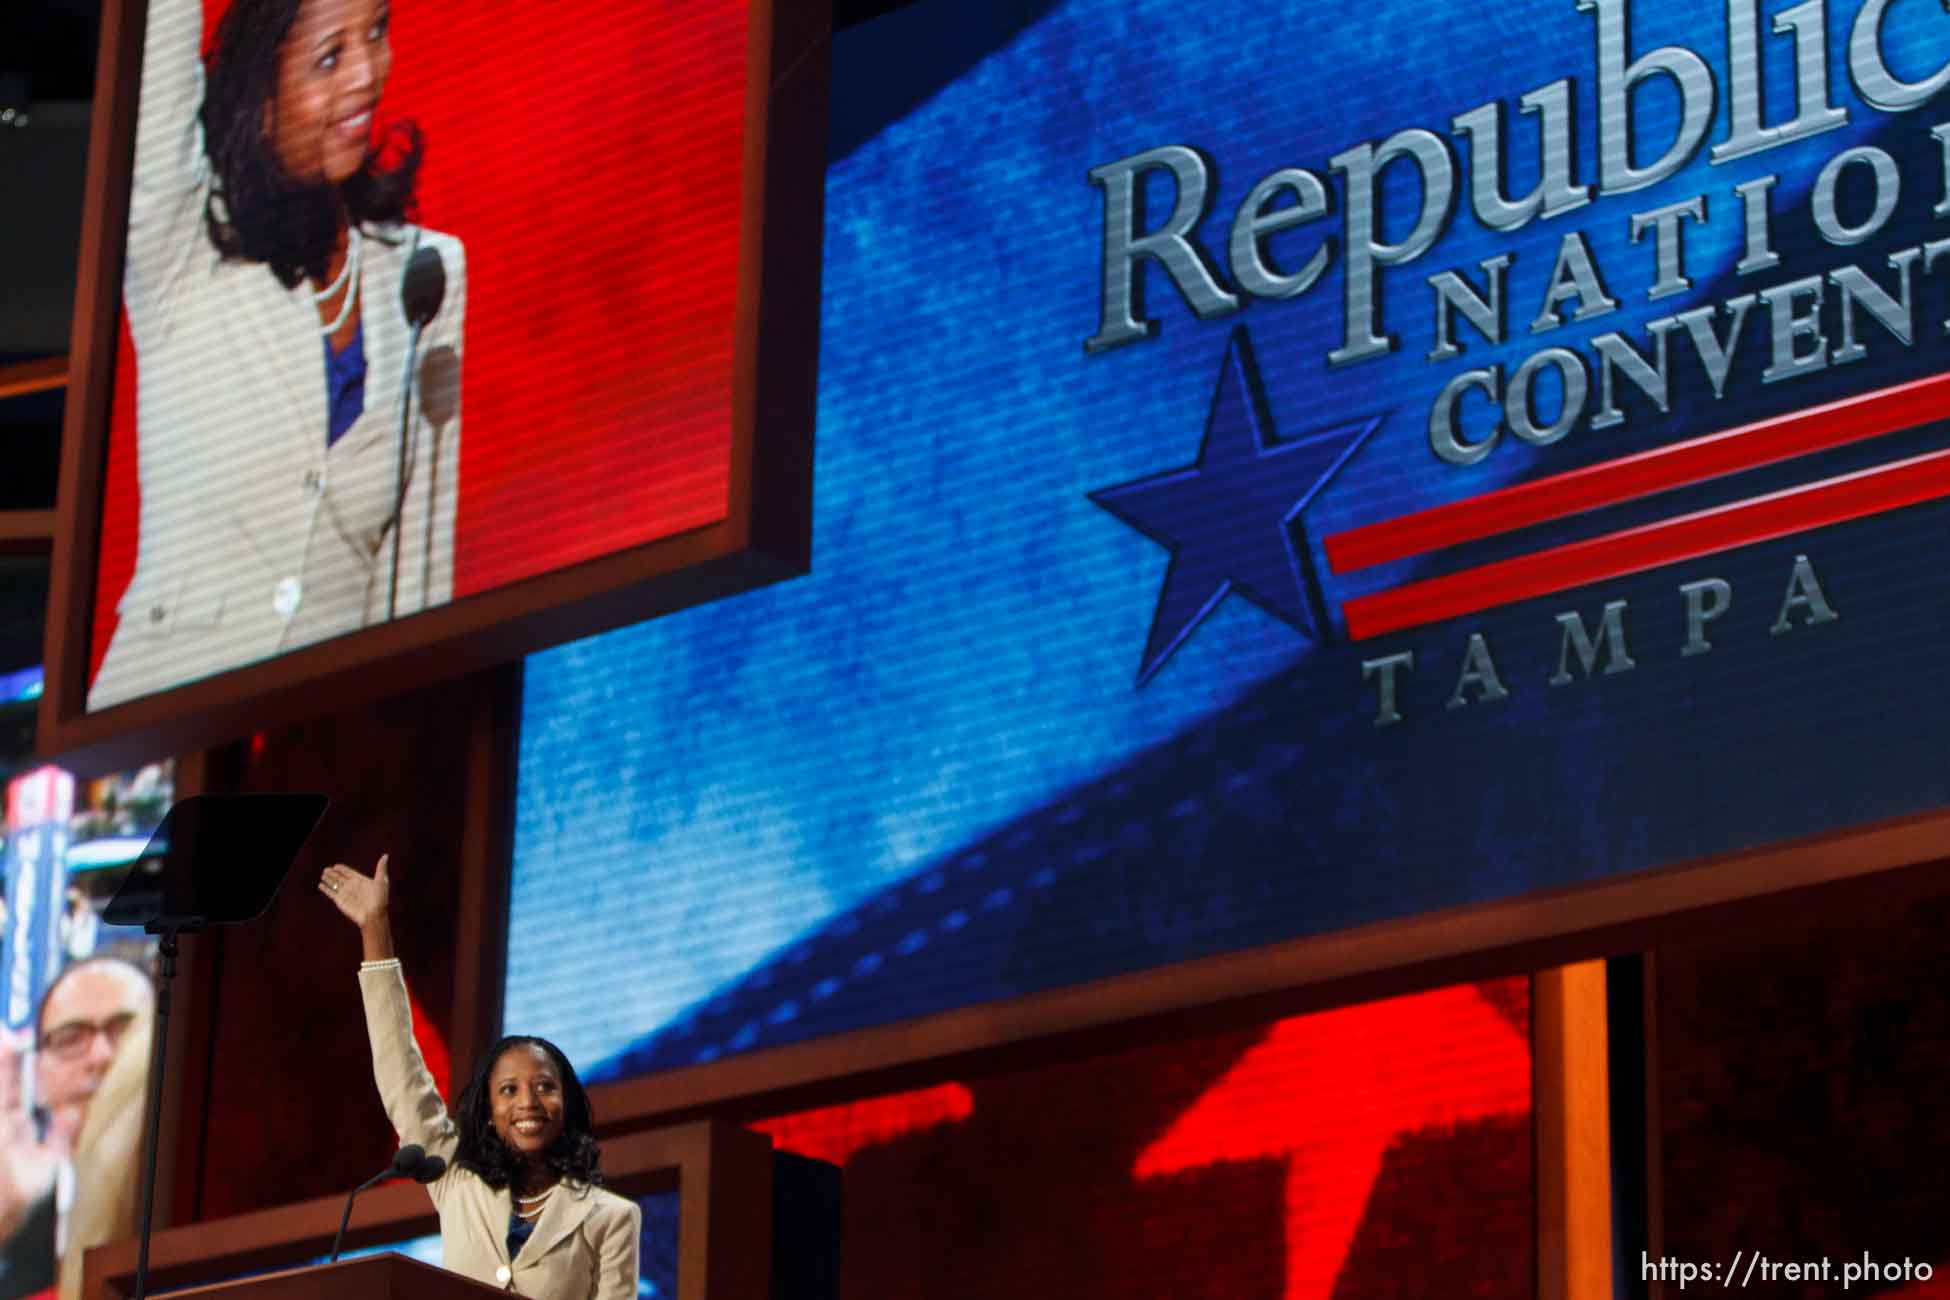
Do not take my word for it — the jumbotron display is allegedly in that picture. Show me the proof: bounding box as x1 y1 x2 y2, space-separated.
509 0 1950 1088
95 0 748 704
44 0 824 770
0 763 167 1295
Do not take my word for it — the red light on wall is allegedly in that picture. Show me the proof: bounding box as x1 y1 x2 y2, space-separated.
760 978 1532 1300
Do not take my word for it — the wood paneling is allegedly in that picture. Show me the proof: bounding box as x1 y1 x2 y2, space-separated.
1535 962 1612 1300
85 1121 774 1300
169 666 516 1220
0 357 67 401
0 510 57 555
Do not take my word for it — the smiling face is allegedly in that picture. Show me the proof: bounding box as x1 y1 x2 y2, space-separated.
265 0 393 185
490 1043 567 1160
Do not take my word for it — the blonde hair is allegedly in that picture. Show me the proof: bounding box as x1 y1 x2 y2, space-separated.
57 1010 153 1300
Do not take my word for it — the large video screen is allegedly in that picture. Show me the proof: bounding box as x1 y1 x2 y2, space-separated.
509 0 1950 1091
754 977 1532 1300
43 0 824 770
0 763 166 1299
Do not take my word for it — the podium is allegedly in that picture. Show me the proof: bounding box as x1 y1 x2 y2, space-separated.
153 1253 505 1299
81 1121 837 1300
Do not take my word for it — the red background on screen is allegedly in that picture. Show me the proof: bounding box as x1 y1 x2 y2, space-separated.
756 979 1535 1300
90 0 749 683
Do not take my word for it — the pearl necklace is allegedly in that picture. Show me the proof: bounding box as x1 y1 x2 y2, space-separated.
515 1184 555 1217
315 226 363 337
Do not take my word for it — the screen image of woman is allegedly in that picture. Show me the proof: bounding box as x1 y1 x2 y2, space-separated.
88 0 465 710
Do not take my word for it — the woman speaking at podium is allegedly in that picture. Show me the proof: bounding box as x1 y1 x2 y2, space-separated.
89 0 466 710
321 856 640 1297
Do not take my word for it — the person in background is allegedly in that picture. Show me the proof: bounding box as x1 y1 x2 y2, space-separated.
0 959 155 1300
0 1026 55 1300
58 892 96 966
321 855 639 1298
57 1010 153 1300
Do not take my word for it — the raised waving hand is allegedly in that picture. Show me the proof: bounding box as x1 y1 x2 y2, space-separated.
319 855 396 962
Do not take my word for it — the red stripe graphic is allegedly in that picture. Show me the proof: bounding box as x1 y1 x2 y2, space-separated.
1325 373 1950 575
1342 445 1950 641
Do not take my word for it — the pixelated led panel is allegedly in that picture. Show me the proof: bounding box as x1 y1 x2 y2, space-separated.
4 762 166 1294
510 0 1950 1093
45 0 827 773
753 979 1533 1300
87 0 746 694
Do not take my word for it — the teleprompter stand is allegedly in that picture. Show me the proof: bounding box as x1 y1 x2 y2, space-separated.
104 793 329 1300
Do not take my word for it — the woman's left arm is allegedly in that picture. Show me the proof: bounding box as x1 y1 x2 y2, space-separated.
592 1198 642 1300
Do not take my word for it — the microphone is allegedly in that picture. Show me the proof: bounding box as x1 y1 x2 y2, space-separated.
390 242 448 621
401 247 446 329
330 1144 439 1262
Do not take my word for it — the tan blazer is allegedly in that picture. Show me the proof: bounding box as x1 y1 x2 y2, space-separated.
90 0 464 710
359 965 640 1299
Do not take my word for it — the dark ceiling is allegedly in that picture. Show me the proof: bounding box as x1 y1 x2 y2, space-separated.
0 0 917 101
0 0 98 101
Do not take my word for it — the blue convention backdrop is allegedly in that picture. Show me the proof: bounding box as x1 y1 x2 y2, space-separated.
508 0 1950 1078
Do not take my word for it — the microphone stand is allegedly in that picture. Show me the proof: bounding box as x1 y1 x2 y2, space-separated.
388 241 445 623
387 318 427 624
328 1147 445 1264
132 917 203 1300
105 794 328 1300
332 1165 394 1265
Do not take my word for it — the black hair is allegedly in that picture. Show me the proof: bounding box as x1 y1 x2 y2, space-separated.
198 0 424 288
453 1036 605 1190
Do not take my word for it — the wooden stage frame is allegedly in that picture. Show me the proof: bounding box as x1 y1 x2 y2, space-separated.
84 1121 774 1300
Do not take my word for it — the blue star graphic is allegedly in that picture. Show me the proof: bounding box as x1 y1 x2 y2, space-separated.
1090 327 1382 685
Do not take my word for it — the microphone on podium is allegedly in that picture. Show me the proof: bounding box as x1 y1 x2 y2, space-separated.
330 1142 445 1262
